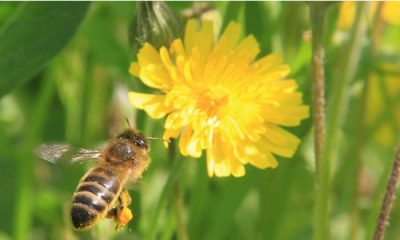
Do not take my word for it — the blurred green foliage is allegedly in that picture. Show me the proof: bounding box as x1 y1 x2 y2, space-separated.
0 2 89 98
0 2 399 240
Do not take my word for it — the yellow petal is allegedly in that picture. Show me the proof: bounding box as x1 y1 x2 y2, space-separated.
137 43 172 90
251 53 284 73
178 126 203 158
230 158 245 177
218 22 241 48
170 39 186 58
214 160 231 177
179 127 193 156
184 19 197 55
263 105 309 126
160 47 173 71
235 35 259 62
268 92 303 105
128 92 172 119
186 133 203 158
196 21 214 64
129 62 140 77
270 80 298 92
138 43 160 63
184 20 214 59
206 150 215 177
249 151 278 169
259 127 300 158
210 134 233 177
164 108 192 129
212 21 241 57
163 127 181 140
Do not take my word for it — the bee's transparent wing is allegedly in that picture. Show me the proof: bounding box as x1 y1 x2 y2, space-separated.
35 143 101 164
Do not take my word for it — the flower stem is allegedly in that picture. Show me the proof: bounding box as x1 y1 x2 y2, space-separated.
169 140 188 240
308 3 329 239
310 2 369 240
373 143 400 240
174 184 188 240
309 2 328 186
147 140 187 240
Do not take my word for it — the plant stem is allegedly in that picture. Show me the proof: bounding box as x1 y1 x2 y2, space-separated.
174 184 188 240
147 140 187 240
309 2 328 186
310 2 369 240
169 140 188 240
373 143 400 240
309 3 329 239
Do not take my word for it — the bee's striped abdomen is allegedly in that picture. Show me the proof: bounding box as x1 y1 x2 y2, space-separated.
71 167 121 230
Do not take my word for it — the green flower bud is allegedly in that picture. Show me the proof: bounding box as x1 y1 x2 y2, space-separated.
129 2 182 50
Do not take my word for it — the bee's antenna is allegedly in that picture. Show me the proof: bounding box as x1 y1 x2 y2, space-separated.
125 117 132 129
146 137 170 143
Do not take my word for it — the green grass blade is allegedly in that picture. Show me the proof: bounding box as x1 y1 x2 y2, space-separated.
220 2 244 33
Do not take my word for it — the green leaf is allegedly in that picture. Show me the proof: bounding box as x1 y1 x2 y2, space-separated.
220 2 244 33
0 3 19 27
244 2 273 54
0 2 90 98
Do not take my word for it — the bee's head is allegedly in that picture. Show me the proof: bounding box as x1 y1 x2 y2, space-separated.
117 129 149 150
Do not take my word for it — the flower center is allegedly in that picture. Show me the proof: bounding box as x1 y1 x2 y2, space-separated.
197 86 229 117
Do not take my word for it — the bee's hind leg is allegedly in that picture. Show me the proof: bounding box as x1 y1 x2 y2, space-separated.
108 188 133 230
106 206 117 219
119 188 132 207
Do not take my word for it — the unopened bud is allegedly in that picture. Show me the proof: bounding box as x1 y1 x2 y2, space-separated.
129 2 182 50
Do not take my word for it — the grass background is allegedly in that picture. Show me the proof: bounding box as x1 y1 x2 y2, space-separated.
0 2 399 240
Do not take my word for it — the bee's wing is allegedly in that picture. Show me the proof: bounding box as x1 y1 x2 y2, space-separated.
35 143 101 164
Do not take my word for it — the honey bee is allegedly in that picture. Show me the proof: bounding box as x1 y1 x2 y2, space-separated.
35 128 152 230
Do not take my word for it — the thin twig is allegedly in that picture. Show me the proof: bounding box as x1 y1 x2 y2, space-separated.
373 143 400 240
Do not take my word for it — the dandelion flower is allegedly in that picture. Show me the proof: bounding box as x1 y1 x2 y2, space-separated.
128 19 309 177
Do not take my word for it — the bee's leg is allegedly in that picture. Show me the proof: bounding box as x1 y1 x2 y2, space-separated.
114 188 133 230
106 206 117 219
119 188 132 206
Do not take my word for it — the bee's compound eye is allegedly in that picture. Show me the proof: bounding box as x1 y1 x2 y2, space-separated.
136 138 146 148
